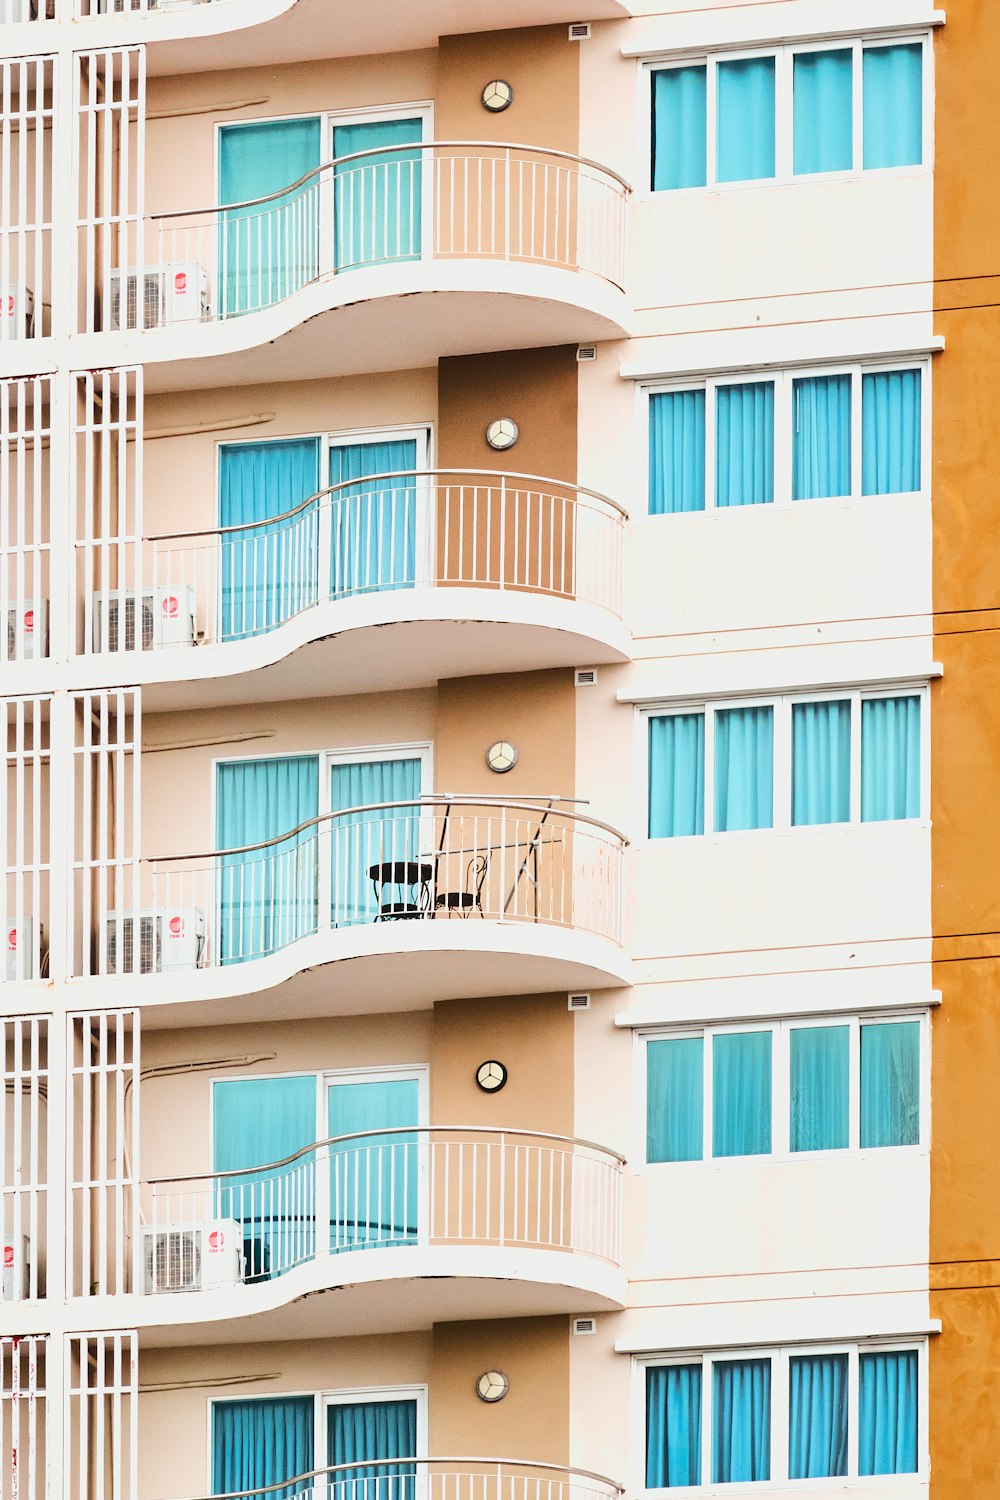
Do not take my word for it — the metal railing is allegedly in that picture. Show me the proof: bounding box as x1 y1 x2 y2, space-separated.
140 1125 624 1291
105 141 629 331
88 470 624 651
162 1458 623 1500
75 0 219 15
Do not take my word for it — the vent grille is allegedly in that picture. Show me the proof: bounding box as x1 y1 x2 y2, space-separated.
110 271 165 332
573 1317 597 1335
97 596 155 653
577 345 597 362
146 1229 201 1293
107 916 160 975
568 22 591 39
568 992 591 1011
575 668 598 687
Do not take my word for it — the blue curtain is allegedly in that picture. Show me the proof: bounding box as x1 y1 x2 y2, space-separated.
793 50 853 175
716 58 775 182
863 45 923 170
712 1031 772 1157
790 1026 850 1153
219 118 322 316
327 1399 417 1500
792 375 851 500
788 1353 849 1478
214 1075 317 1279
792 700 851 826
649 391 706 514
648 714 705 838
328 1078 419 1250
651 67 707 191
716 383 774 508
647 1037 704 1163
861 1021 920 1148
858 1351 918 1475
330 439 418 596
646 1365 702 1487
213 1396 314 1500
330 758 422 925
862 369 921 495
714 706 773 832
333 119 422 270
216 756 320 963
861 696 920 822
712 1359 771 1483
219 438 322 641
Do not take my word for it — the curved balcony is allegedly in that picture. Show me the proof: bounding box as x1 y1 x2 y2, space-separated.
162 1460 622 1500
111 143 630 388
82 470 629 708
93 797 630 1022
133 1127 624 1338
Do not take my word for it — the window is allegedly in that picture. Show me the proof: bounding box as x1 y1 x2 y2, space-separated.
650 36 926 190
647 363 924 515
644 1344 922 1488
647 689 925 838
645 1015 923 1163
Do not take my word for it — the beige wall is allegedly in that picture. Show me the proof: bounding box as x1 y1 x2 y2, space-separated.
436 29 579 154
428 1317 569 1464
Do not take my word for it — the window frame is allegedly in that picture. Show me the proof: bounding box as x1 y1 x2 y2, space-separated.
643 31 932 197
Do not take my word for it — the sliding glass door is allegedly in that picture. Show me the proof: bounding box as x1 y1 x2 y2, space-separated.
325 1397 418 1500
329 438 419 598
328 1076 420 1252
329 756 423 926
333 118 423 271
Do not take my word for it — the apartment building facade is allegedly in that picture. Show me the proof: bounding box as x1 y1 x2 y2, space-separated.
0 0 992 1495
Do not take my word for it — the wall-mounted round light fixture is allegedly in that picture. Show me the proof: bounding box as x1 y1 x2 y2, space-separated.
476 1059 508 1093
486 740 518 774
481 79 514 113
476 1371 510 1403
485 417 519 451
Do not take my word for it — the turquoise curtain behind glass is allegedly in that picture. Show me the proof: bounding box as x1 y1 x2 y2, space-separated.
792 375 851 500
716 383 774 508
649 391 706 514
716 58 775 182
333 118 422 270
793 50 853 175
792 700 851 826
861 1021 920 1148
647 1037 704 1163
329 439 418 596
216 756 320 964
327 1399 417 1500
862 370 921 495
646 1365 702 1487
330 758 422 925
790 1026 850 1153
213 1075 316 1278
863 45 923 169
219 438 322 641
788 1353 849 1478
858 1351 919 1475
712 1031 772 1157
328 1078 419 1250
651 67 707 191
213 1396 314 1500
219 118 322 316
714 705 773 832
861 696 920 822
712 1359 771 1483
648 714 705 838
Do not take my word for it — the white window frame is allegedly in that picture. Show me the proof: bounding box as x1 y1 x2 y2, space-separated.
642 31 932 198
637 1338 928 1492
639 1009 928 1169
641 358 930 518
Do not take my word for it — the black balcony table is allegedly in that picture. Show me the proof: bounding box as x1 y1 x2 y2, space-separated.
368 859 435 920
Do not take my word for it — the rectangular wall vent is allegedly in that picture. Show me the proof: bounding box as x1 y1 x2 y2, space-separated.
568 22 591 40
573 1317 597 1335
577 345 597 362
575 669 598 686
568 992 591 1011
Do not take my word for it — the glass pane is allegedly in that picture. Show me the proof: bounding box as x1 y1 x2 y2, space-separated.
649 391 706 514
333 118 423 270
790 1026 850 1152
327 1398 418 1500
716 382 774 508
862 369 921 495
863 44 923 169
647 1365 703 1487
213 1397 314 1500
713 1031 772 1157
717 58 776 182
792 375 851 501
329 439 419 597
861 696 921 822
649 714 705 838
712 1358 771 1482
714 706 774 832
328 1078 420 1250
330 758 423 925
652 66 708 190
859 1351 919 1475
793 50 853 174
792 701 851 826
788 1353 849 1478
861 1021 920 1147
647 1037 704 1163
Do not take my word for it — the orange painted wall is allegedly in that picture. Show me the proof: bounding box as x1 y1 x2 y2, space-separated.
931 3 1000 1490
436 28 579 154
429 1317 569 1464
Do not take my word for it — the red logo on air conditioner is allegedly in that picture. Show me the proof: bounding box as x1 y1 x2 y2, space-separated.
174 272 187 295
3 1246 14 1269
23 610 34 634
6 929 16 952
4 296 13 316
208 1230 224 1252
168 915 185 939
162 595 179 618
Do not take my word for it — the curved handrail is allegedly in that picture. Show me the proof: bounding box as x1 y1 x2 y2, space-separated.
152 141 632 221
151 795 628 864
148 468 627 542
171 1457 624 1500
148 1125 626 1187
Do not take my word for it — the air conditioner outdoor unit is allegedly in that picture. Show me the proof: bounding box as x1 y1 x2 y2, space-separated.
105 907 205 975
142 1219 242 1294
0 287 33 341
5 920 35 981
108 263 209 330
92 586 195 652
1 1235 29 1301
6 599 48 661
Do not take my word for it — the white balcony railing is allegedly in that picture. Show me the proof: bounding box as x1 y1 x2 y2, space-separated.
140 1125 624 1292
163 1459 623 1500
81 470 625 653
101 141 629 332
90 796 625 977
